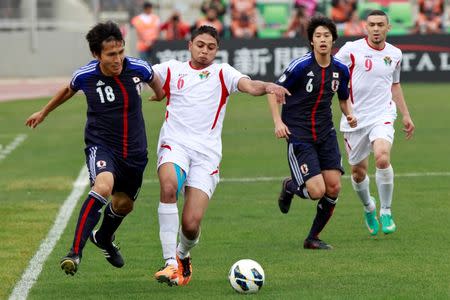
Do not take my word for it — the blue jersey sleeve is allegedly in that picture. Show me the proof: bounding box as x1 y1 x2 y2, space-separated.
70 60 97 92
337 64 350 101
127 57 154 83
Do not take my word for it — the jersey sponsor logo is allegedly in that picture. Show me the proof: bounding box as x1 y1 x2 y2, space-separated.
199 70 211 79
278 73 287 82
383 56 392 66
300 163 309 175
307 71 314 77
96 160 107 169
332 72 339 78
96 80 105 86
132 76 141 83
331 79 340 92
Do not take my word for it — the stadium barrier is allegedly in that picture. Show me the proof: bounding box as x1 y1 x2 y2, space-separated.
151 34 450 83
1 32 449 82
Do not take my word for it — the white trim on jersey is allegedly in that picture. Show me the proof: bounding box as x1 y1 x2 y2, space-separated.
71 66 96 86
129 60 153 76
286 53 312 73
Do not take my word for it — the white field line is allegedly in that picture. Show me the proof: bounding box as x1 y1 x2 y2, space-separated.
0 134 27 162
9 166 89 300
143 172 450 184
8 169 450 299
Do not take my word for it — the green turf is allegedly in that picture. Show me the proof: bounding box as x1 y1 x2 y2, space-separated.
1 84 449 299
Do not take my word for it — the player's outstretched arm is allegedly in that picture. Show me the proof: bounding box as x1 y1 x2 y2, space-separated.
148 75 165 101
238 78 291 104
391 83 415 139
25 85 76 128
267 93 291 138
339 98 357 128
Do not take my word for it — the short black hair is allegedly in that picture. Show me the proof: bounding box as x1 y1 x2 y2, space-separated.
143 2 153 9
307 16 338 47
86 21 124 56
191 25 220 45
367 9 389 23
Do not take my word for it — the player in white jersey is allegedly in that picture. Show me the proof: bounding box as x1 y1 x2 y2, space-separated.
335 10 415 236
151 26 290 286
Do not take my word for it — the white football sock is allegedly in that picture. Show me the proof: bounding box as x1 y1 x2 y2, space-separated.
177 228 200 259
158 202 179 267
351 175 375 212
376 165 394 216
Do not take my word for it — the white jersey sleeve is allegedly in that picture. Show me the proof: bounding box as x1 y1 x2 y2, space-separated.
152 59 179 84
221 63 249 94
335 42 353 67
393 55 401 83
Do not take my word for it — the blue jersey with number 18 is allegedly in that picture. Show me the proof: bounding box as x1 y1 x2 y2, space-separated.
70 57 153 165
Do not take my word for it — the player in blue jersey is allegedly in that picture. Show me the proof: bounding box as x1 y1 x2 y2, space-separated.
267 16 357 250
25 21 164 275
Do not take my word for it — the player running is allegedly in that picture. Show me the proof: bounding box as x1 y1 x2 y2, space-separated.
268 16 357 250
25 21 164 275
151 25 290 286
335 10 415 236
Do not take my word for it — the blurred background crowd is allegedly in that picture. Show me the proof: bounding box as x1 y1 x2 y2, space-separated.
1 0 448 37
0 0 449 62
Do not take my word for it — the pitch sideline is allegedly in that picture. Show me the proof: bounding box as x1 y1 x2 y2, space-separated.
9 170 450 299
9 166 89 300
0 134 27 162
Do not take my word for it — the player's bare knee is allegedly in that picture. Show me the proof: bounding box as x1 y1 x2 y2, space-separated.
374 152 390 169
308 185 326 200
160 182 177 203
113 201 133 215
351 168 366 182
326 183 341 198
181 222 200 240
92 182 113 198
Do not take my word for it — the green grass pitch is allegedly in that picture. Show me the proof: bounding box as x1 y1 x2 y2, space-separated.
1 83 449 299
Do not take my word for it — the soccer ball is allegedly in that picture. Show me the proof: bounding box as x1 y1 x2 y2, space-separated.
228 259 265 294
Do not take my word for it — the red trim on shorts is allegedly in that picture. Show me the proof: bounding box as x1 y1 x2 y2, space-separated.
311 68 325 142
163 68 171 121
210 169 219 175
211 69 229 129
114 77 129 159
384 122 391 125
73 197 95 254
160 144 172 151
349 53 355 104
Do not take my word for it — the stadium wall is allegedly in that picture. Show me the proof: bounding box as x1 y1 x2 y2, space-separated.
1 32 449 82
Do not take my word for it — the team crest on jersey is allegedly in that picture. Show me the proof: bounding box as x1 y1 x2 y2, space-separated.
199 70 210 79
331 79 340 92
278 73 287 83
383 56 392 66
96 160 107 169
332 72 339 78
300 164 309 175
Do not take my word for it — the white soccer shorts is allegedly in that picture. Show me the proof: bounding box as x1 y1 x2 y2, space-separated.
157 141 220 199
343 119 395 166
